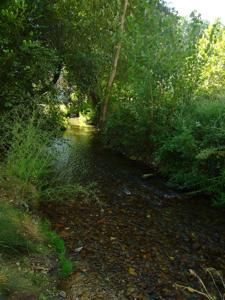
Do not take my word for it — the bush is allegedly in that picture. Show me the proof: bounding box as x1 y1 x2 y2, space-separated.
154 98 225 204
103 95 225 205
103 101 154 161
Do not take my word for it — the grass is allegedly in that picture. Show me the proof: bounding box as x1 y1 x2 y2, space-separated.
0 201 46 255
0 113 104 297
0 201 60 298
0 198 73 297
0 258 59 298
0 116 74 297
0 264 38 296
175 268 225 300
47 230 73 278
6 119 53 186
0 118 54 210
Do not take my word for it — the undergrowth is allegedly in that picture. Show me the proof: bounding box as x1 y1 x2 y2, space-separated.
0 116 84 297
104 97 225 205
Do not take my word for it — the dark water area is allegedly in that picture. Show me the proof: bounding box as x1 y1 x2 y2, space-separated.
60 123 181 199
45 120 225 300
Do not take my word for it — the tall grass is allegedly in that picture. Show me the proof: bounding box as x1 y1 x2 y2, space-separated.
6 119 53 186
0 201 46 255
0 118 54 209
0 116 74 297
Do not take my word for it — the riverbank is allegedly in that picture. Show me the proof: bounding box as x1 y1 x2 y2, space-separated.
0 119 73 299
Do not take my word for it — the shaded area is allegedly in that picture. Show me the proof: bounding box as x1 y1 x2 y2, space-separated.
44 122 225 299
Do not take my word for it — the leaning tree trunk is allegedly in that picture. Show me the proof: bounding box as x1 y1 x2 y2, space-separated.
100 0 129 125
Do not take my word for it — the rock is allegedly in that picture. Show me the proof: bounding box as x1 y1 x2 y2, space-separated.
59 291 67 298
122 187 131 196
75 246 83 253
142 174 154 179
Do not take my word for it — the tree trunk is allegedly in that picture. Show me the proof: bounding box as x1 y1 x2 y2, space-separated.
100 0 129 125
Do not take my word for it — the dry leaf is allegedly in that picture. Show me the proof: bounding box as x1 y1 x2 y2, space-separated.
128 267 137 276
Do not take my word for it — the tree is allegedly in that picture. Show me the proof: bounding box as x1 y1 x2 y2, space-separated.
100 0 129 124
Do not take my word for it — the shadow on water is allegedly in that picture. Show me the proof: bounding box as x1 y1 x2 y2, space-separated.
46 119 225 300
60 120 180 200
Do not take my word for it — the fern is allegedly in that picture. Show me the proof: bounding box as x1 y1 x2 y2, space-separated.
196 147 225 160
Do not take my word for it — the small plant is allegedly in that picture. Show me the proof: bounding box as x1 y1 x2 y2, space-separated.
58 254 73 278
42 182 100 205
47 231 73 278
175 268 225 300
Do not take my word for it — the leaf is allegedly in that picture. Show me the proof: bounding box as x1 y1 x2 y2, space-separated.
128 267 137 276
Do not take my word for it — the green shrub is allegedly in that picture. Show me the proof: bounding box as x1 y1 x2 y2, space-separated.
103 101 153 161
104 95 225 204
38 102 69 132
154 98 225 204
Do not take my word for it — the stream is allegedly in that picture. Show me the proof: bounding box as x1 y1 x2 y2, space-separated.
44 119 225 300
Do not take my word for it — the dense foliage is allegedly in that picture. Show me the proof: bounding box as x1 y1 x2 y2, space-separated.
1 0 225 203
0 0 225 297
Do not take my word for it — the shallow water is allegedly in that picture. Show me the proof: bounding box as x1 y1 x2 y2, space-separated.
45 120 225 300
61 122 180 199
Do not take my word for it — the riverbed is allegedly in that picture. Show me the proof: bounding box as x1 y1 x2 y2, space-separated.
44 119 225 300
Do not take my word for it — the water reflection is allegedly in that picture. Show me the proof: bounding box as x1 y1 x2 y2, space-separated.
55 119 180 199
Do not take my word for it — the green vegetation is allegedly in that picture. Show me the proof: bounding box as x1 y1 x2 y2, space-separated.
100 11 225 205
47 231 73 278
0 201 45 255
0 0 225 297
0 117 74 297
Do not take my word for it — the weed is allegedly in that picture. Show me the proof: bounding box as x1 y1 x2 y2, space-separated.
175 268 225 300
58 254 73 278
46 230 73 278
